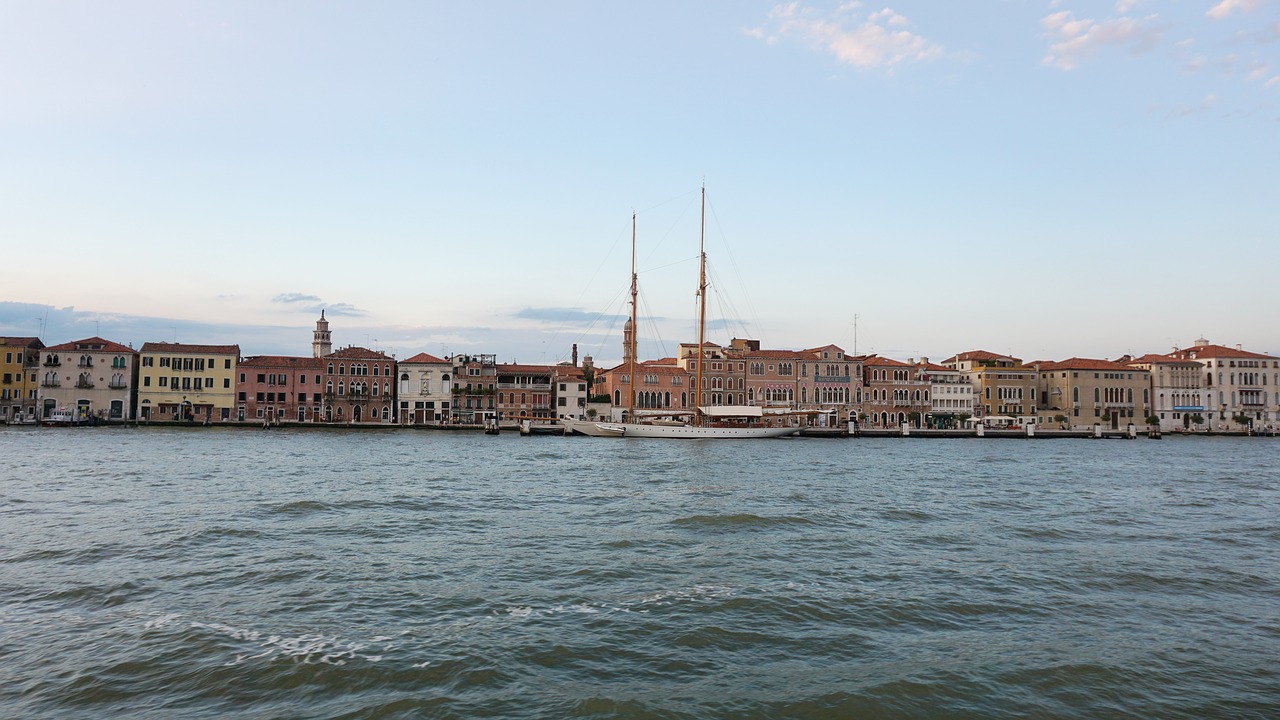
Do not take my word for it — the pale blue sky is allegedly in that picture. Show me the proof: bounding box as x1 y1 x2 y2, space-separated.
2 1 1277 365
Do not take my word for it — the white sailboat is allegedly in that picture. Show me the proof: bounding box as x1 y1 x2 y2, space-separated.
562 188 799 439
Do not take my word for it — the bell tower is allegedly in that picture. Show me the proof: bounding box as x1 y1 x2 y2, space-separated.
312 310 332 358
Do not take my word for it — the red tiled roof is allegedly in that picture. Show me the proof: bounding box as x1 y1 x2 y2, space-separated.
1170 343 1276 360
943 349 1015 363
0 337 45 348
324 346 394 360
238 355 324 368
42 336 135 354
401 352 449 364
861 354 911 367
141 341 240 355
1037 357 1147 372
1127 353 1199 366
497 363 556 374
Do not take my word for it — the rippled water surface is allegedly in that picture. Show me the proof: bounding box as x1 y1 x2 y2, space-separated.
2 428 1277 718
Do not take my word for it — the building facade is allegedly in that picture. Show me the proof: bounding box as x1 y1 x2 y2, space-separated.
450 353 497 424
235 355 324 423
398 352 452 424
37 337 137 422
1167 339 1278 429
320 347 397 423
495 364 555 421
1034 358 1152 429
943 350 1039 423
1125 353 1210 431
1 336 44 423
137 342 239 422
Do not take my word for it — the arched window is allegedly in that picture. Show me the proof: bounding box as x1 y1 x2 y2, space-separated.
327 363 334 374
614 390 621 405
338 382 345 395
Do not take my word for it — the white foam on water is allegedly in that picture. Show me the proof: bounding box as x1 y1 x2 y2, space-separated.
144 613 182 630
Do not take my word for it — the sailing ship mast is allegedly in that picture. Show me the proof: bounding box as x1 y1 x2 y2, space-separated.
628 212 637 423
695 185 707 427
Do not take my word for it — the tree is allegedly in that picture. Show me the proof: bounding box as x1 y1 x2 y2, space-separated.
582 365 596 397
956 412 971 426
1145 414 1160 428
906 411 921 427
1189 413 1204 427
1232 413 1251 429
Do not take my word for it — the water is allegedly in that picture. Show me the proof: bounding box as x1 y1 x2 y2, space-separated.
1 428 1277 719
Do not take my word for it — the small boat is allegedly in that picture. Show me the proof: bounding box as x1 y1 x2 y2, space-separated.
41 408 80 427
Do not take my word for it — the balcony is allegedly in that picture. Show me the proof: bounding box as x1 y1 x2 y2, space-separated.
41 379 61 388
109 380 129 389
78 360 94 368
814 375 850 384
76 380 95 389
43 359 60 367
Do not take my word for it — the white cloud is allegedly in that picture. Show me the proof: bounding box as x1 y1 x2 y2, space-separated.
1207 0 1262 20
1041 11 1162 70
1167 93 1217 118
1115 0 1144 12
748 3 942 69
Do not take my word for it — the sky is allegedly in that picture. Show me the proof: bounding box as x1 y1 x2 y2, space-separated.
2 1 1277 367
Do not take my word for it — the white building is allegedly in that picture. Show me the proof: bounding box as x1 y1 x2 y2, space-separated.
1168 339 1279 430
397 352 452 424
553 365 589 420
1125 352 1212 431
914 359 973 427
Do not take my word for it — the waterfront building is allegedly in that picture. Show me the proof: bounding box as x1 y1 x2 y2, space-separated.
137 342 239 422
1 336 44 423
678 341 748 407
942 350 1038 423
798 344 861 426
913 358 972 428
1124 353 1210 431
495 364 555 421
450 353 497 424
552 365 589 421
36 337 136 422
595 357 691 421
397 352 452 424
235 355 324 423
862 355 928 427
1167 338 1279 429
320 347 396 423
1033 358 1151 429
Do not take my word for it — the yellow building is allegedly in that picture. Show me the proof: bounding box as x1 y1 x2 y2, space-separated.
942 350 1039 422
1 336 44 423
137 342 240 422
1034 358 1152 429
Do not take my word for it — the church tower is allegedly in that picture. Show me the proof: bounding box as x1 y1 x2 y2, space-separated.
312 310 332 358
622 318 633 363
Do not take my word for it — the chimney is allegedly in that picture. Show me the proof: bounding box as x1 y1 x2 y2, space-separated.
572 343 578 367
1236 344 1242 351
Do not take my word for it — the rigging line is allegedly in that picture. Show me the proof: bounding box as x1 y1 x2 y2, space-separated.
637 254 699 276
705 260 753 342
705 192 766 346
635 290 672 362
637 192 698 271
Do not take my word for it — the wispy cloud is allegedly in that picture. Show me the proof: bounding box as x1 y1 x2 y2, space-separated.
513 307 628 325
1207 0 1262 20
270 293 364 316
1167 93 1218 118
272 292 323 304
1042 11 1162 70
747 2 942 69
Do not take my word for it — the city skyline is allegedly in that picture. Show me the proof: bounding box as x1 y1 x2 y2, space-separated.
3 1 1277 365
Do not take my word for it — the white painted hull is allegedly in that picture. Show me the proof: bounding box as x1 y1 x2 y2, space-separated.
560 418 625 437
562 418 798 439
